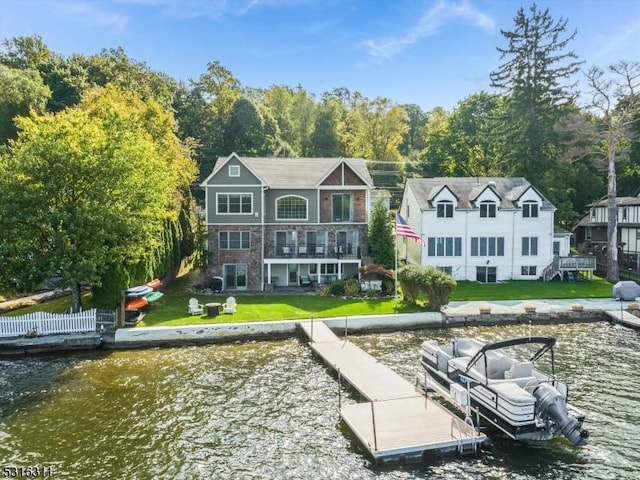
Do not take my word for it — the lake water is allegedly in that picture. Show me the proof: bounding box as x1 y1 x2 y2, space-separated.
1 321 639 479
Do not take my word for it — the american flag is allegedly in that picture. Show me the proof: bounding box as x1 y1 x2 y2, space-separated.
395 214 425 246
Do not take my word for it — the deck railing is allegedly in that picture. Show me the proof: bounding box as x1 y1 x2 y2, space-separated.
0 309 98 338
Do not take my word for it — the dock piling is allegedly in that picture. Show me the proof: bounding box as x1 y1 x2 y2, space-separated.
371 402 378 451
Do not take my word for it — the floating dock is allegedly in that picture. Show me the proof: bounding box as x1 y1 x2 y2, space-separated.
298 320 485 463
605 309 640 329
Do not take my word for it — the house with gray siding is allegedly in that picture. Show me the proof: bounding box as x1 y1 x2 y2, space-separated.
200 153 374 291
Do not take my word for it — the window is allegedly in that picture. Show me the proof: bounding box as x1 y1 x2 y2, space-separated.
471 237 504 256
622 207 628 221
427 237 462 256
306 231 326 256
228 165 240 177
276 195 307 220
219 231 250 249
217 193 252 214
522 201 539 218
476 266 497 283
310 263 337 275
275 231 296 255
521 266 537 276
438 266 453 275
522 237 538 256
480 201 496 218
336 231 357 255
332 194 353 222
223 264 247 290
437 201 453 218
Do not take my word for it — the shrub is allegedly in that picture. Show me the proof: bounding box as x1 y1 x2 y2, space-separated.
318 284 331 296
344 278 360 297
329 280 345 296
397 264 424 304
422 266 456 311
397 264 456 310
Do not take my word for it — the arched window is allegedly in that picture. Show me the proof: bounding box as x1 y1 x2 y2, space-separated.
276 195 308 220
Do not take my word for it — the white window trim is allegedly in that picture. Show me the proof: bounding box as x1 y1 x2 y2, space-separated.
275 194 309 221
216 192 253 215
219 231 250 250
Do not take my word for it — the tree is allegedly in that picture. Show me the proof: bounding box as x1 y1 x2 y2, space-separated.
412 107 455 177
583 61 640 282
340 96 409 190
0 86 197 310
490 4 583 184
0 65 50 143
367 201 395 268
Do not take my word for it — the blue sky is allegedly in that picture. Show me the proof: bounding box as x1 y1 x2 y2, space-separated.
2 0 640 111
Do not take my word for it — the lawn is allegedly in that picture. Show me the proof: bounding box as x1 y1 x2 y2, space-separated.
450 277 612 301
2 275 613 327
139 293 422 327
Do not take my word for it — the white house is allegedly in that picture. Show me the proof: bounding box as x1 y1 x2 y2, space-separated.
399 177 574 282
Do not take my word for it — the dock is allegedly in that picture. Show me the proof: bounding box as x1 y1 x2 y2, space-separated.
298 320 485 463
605 309 640 329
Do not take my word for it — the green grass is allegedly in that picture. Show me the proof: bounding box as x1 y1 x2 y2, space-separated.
3 275 614 327
139 293 421 327
450 277 612 301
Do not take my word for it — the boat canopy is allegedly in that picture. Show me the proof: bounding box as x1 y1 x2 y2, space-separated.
466 336 556 375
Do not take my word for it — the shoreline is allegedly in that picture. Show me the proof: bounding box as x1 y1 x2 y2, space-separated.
0 305 618 355
107 308 605 349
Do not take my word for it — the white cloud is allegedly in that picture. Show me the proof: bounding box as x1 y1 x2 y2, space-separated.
60 2 129 32
363 0 495 59
118 0 310 20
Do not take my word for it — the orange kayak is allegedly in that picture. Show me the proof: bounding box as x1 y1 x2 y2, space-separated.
146 279 162 289
125 297 149 311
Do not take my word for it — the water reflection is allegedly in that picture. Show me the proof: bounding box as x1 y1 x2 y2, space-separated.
0 322 639 479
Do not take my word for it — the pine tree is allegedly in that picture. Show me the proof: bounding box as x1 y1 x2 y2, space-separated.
490 4 583 183
367 201 395 269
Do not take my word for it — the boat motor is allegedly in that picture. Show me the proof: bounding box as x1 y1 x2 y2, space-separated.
533 384 588 446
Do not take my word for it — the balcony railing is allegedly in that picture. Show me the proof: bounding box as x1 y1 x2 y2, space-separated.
271 244 358 259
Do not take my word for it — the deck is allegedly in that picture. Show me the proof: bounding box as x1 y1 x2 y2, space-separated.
605 309 640 329
298 320 485 463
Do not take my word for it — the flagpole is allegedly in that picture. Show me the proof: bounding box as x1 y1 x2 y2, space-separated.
394 214 398 307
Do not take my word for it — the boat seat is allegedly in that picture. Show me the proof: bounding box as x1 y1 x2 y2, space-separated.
491 382 535 404
454 338 483 358
505 361 533 379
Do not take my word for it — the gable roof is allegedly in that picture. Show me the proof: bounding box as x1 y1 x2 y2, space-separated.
204 154 373 188
406 177 555 210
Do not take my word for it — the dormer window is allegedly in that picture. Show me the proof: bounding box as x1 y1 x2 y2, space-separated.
480 201 496 218
228 165 240 177
437 201 453 218
522 201 538 218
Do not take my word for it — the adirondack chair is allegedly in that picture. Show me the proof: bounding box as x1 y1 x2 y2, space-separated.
188 298 203 315
223 296 236 314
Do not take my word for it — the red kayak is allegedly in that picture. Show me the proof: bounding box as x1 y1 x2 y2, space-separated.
125 297 149 311
146 279 162 289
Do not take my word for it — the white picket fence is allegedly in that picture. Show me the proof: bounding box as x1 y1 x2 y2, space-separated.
0 309 98 338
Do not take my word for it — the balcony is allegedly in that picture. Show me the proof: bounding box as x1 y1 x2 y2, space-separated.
271 244 359 259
